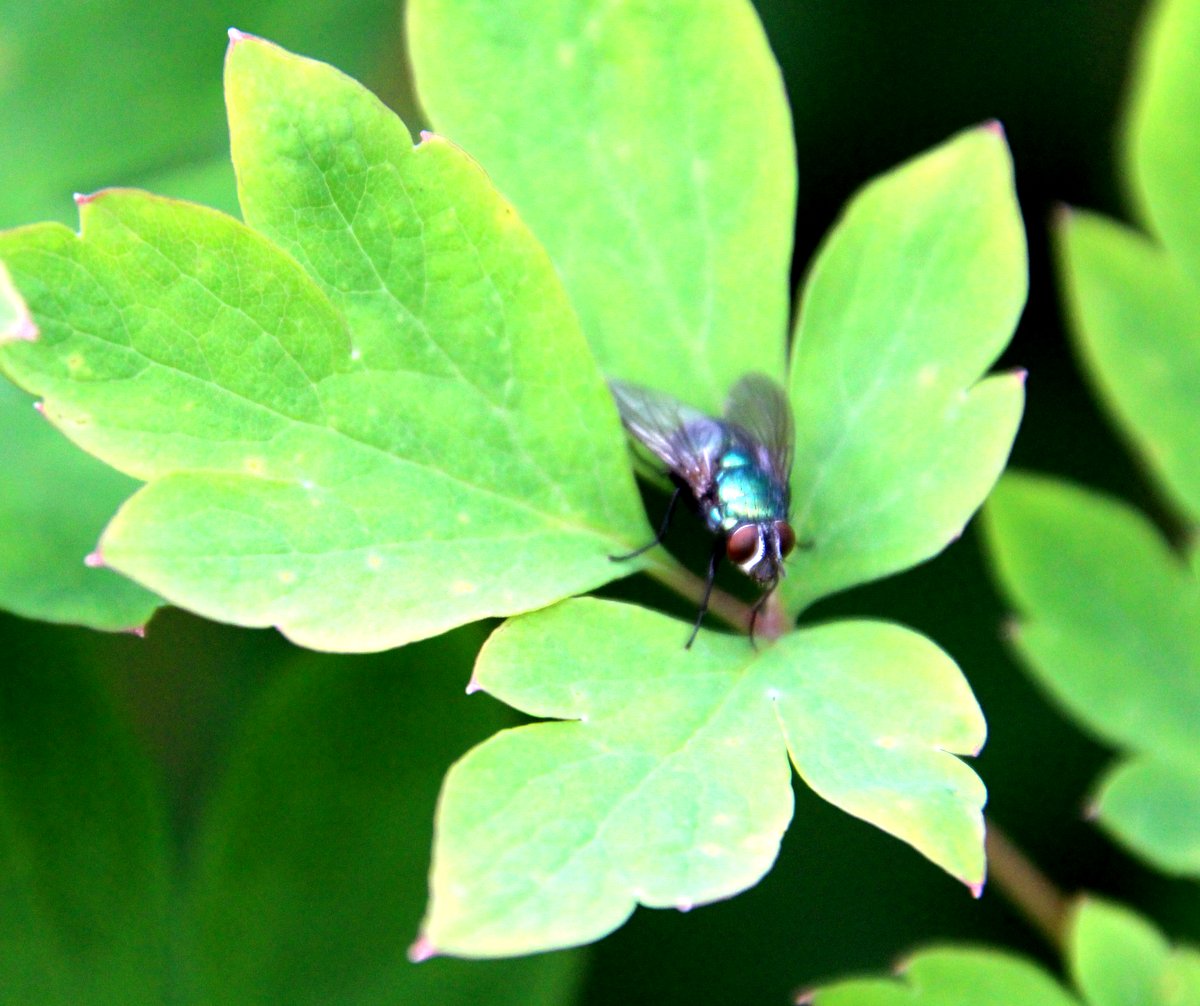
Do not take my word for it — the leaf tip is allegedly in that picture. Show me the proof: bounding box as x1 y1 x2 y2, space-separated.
124 624 147 639
1082 798 1100 822
675 900 694 913
998 615 1021 643
982 118 1006 138
465 674 484 695
73 191 96 207
32 399 44 413
968 878 986 899
407 935 439 963
227 26 249 44
2 314 38 345
84 548 106 569
0 262 38 344
793 988 817 1005
1053 202 1075 230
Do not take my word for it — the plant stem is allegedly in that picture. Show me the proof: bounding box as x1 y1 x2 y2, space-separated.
644 556 753 634
985 819 1070 950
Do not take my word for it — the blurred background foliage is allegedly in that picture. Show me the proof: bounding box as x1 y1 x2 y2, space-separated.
0 0 1193 1003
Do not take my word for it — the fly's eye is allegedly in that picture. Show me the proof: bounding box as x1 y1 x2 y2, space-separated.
726 525 761 566
776 521 796 558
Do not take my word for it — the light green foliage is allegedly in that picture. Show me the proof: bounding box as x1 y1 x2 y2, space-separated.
408 0 795 411
0 2 402 632
1058 212 1200 523
1069 897 1200 1006
811 947 1080 1006
1126 0 1200 287
420 598 986 956
785 125 1026 613
0 632 172 1005
984 474 1200 876
1092 758 1200 875
0 36 647 652
184 630 583 1005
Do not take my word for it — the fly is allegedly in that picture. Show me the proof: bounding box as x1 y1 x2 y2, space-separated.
609 373 797 647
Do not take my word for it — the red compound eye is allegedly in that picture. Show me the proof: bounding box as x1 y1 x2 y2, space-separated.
726 524 761 566
776 521 796 557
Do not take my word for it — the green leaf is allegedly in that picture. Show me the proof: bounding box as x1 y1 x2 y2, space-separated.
0 36 647 652
419 598 985 957
784 125 1026 613
810 946 1080 1006
1091 756 1200 877
0 263 160 629
1069 897 1200 1006
1125 0 1200 287
1057 210 1200 524
407 0 795 411
185 628 583 1005
983 473 1200 876
0 621 171 1004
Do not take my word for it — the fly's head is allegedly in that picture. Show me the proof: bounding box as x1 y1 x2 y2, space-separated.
726 519 796 588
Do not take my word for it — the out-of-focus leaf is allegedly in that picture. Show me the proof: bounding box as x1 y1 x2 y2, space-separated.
408 0 795 411
185 627 583 1005
418 598 985 957
1126 0 1200 287
810 946 1080 1006
0 0 401 227
784 125 1026 614
0 377 161 630
141 154 240 219
1069 897 1200 1006
1092 757 1200 876
1057 211 1200 524
0 37 647 652
984 473 1200 876
0 619 171 1005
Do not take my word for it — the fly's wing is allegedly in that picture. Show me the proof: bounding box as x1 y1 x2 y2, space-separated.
723 373 795 487
609 379 724 498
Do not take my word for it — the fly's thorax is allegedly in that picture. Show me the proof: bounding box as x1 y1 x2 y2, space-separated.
704 444 789 535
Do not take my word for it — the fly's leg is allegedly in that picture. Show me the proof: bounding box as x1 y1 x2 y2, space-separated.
685 537 724 649
609 486 683 562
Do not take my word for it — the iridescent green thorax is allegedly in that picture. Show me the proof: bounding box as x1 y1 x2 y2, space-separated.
705 441 790 534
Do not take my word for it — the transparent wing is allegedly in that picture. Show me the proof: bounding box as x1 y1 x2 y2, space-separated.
723 373 794 485
609 379 725 498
